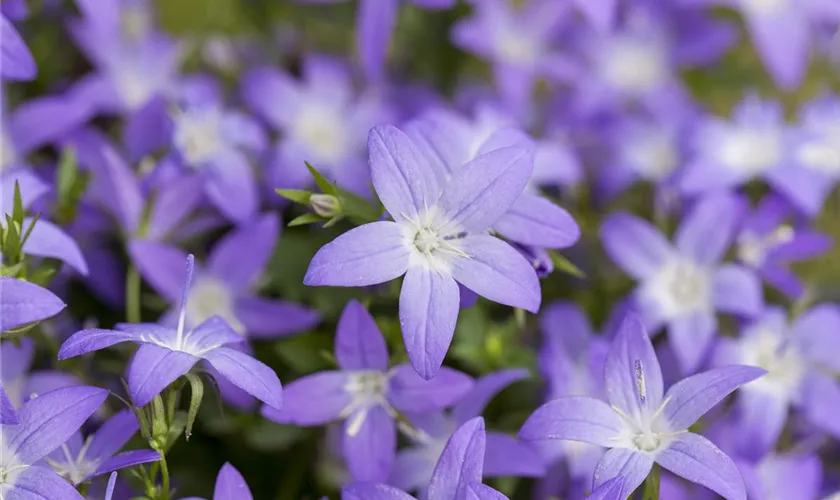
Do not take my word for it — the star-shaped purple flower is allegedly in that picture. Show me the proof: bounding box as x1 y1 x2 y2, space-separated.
58 254 283 409
600 191 763 372
304 124 541 379
262 300 473 483
519 314 765 499
45 409 160 485
0 385 108 500
342 416 510 500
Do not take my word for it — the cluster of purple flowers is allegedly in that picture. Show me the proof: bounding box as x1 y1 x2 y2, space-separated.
2 0 840 498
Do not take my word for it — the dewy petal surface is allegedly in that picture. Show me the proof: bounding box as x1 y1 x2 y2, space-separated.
214 463 253 500
0 277 65 332
304 221 410 287
399 266 460 379
436 147 533 233
450 234 541 313
518 396 623 448
369 124 442 220
655 432 746 500
604 315 664 418
663 365 766 430
428 417 486 500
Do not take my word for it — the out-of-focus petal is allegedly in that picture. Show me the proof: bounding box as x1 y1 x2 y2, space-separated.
388 365 472 413
261 371 349 426
600 213 673 279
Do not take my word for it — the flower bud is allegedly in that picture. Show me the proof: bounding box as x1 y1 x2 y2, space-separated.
310 193 341 218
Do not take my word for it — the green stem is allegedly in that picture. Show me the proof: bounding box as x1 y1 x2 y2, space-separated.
642 463 660 500
158 453 171 500
126 265 141 323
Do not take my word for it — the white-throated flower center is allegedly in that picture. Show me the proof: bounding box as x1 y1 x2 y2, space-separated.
173 107 225 167
414 227 441 254
0 132 17 173
495 27 540 66
342 370 394 436
45 439 98 485
737 225 794 267
742 0 788 16
646 259 712 317
741 327 804 397
625 128 678 179
599 37 669 96
0 437 24 488
717 126 783 175
186 276 244 334
293 104 349 164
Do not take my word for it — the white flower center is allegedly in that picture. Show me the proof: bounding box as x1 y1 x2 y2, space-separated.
624 129 678 179
717 127 783 175
0 436 24 489
110 62 156 111
599 37 669 96
495 28 540 66
609 370 678 454
414 227 441 254
741 327 804 398
795 117 840 176
737 225 794 267
400 209 469 274
45 439 99 485
342 371 394 436
0 132 17 173
293 104 349 164
186 276 244 334
173 107 225 167
742 0 789 16
646 259 712 318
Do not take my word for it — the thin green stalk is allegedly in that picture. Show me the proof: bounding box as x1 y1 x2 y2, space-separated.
158 453 171 500
126 265 141 323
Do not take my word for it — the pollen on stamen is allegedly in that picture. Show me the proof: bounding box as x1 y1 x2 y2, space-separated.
634 359 646 404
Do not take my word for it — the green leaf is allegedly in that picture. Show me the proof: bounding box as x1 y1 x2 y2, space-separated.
183 373 205 441
288 213 325 227
20 212 42 248
275 189 312 205
549 250 586 278
0 320 41 339
56 147 78 203
321 215 344 228
305 162 337 195
3 215 22 261
1 262 25 278
12 180 24 226
338 187 382 224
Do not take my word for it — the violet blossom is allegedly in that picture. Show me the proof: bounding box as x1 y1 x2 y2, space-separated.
182 462 254 500
0 277 65 332
519 314 765 499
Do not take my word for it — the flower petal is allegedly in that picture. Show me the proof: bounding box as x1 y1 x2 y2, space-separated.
7 386 107 464
668 312 716 374
588 477 624 500
436 147 533 233
483 432 545 477
713 264 763 317
369 124 442 220
207 213 278 290
450 234 540 313
58 328 142 360
128 344 198 407
1 383 18 424
663 365 766 430
214 463 253 500
23 218 88 275
304 221 410 287
492 194 580 249
0 14 36 80
234 296 320 340
605 315 664 419
518 396 623 448
85 409 140 462
205 150 258 223
187 316 246 352
428 417 486 499
202 347 283 410
342 482 414 500
343 405 396 482
357 0 398 82
465 482 509 500
388 365 473 413
335 300 389 371
746 13 808 90
592 448 653 498
93 450 161 480
675 192 745 265
452 368 529 424
792 304 840 372
0 277 65 332
260 371 350 426
655 432 746 500
128 239 189 302
5 466 84 500
600 213 673 279
399 266 460 379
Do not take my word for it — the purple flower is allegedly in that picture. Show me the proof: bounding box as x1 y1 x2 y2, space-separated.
569 0 616 32
242 55 391 195
601 192 763 372
45 409 160 485
678 94 787 196
0 383 16 425
734 195 832 299
304 124 541 378
0 277 65 332
0 13 35 81
1 338 83 408
519 314 765 499
452 0 576 108
1 173 89 275
262 300 473 482
738 452 822 500
405 108 580 250
715 305 840 456
0 385 108 500
181 462 253 500
769 94 840 217
58 254 284 409
170 97 266 222
390 369 544 493
343 416 509 500
686 0 840 89
129 213 319 339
